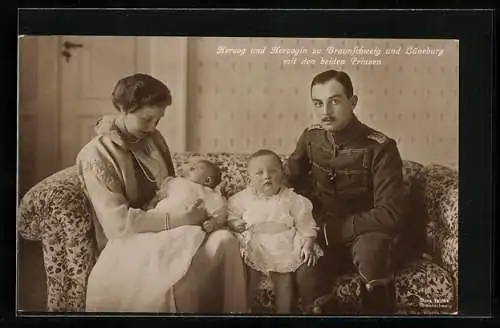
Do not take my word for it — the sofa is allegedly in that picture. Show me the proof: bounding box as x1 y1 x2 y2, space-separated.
17 152 459 314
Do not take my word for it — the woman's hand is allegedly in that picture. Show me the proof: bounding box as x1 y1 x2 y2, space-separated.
170 199 207 228
202 219 217 233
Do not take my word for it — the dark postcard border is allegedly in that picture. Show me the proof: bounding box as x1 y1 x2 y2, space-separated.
18 9 491 39
12 8 495 320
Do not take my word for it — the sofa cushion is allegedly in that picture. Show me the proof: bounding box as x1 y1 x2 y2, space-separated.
395 259 455 312
252 259 455 314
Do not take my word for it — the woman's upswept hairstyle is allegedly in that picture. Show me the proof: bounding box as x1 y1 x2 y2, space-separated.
112 73 172 113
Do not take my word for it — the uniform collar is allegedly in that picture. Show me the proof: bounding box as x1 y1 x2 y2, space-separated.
331 115 365 146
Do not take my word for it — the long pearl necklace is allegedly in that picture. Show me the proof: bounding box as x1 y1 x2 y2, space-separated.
116 116 157 184
132 151 158 184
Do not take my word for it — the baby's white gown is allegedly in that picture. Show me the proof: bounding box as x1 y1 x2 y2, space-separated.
228 187 322 274
86 177 226 312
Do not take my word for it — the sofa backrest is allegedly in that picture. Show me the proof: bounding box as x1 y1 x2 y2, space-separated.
18 152 425 243
171 152 424 199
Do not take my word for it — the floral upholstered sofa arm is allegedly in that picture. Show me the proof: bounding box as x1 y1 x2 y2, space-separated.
416 164 459 300
18 166 97 311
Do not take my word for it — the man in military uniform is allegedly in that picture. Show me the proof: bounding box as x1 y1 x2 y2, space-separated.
286 69 408 315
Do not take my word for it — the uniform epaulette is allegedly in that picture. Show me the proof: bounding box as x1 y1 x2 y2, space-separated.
367 131 388 144
307 124 323 131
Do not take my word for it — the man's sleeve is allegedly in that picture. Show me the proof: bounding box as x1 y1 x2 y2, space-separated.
284 128 311 195
337 139 408 242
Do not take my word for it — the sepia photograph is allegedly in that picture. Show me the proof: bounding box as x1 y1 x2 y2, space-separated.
17 35 459 316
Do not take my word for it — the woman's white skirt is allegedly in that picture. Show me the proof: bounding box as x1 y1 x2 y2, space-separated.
85 225 206 313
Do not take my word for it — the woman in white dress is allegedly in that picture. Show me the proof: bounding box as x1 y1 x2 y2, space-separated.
77 73 247 313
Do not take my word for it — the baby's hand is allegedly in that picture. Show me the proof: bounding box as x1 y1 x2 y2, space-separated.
211 207 228 221
202 219 216 233
301 240 319 267
228 219 248 233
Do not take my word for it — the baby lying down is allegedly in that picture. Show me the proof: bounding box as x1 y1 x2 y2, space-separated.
146 159 227 232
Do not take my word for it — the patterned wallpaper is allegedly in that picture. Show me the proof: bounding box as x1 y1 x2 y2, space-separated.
185 37 458 169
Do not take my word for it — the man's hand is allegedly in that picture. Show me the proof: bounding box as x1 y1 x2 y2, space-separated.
301 239 319 267
228 218 248 233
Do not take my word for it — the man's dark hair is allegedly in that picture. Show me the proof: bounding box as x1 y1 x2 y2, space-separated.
310 69 354 99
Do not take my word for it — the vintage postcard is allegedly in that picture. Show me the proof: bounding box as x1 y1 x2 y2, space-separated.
18 35 459 316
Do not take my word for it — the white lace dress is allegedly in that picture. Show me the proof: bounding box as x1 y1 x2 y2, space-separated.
228 187 323 274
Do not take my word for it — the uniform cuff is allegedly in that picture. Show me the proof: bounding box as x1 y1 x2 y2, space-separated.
340 215 356 243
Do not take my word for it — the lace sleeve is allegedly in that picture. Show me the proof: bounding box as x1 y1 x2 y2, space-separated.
290 192 318 239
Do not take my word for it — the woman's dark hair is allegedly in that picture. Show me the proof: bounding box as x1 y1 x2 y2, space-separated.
112 73 172 113
310 69 354 99
247 149 283 169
